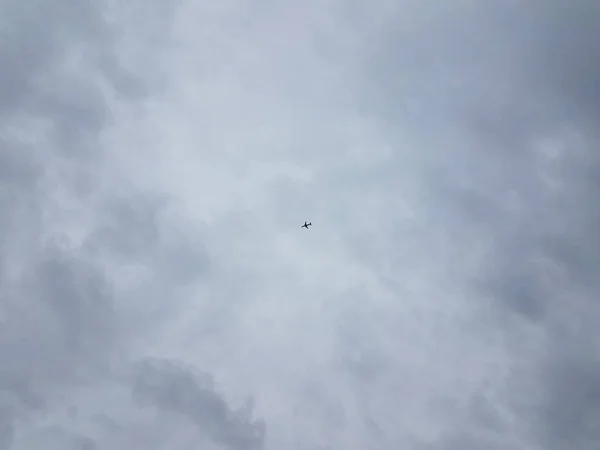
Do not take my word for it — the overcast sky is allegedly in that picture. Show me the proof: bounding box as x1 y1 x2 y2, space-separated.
1 1 599 449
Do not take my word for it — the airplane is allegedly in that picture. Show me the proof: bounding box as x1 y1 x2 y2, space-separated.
302 221 312 229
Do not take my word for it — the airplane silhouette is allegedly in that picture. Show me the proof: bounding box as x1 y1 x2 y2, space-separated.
302 221 312 229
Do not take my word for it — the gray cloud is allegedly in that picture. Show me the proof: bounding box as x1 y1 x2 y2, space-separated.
1 1 599 449
131 358 265 450
353 3 600 449
0 1 218 449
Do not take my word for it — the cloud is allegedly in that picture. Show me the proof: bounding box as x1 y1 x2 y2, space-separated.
131 358 265 450
0 1 217 449
1 1 599 449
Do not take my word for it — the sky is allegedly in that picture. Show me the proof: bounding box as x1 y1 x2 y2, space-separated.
1 1 599 449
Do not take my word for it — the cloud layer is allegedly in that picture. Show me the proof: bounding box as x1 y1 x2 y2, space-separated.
1 1 598 449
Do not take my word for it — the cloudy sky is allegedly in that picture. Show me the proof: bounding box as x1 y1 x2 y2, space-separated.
1 1 599 449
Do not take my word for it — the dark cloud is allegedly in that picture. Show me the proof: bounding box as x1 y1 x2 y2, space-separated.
0 0 114 113
84 193 209 284
0 166 212 448
0 245 114 449
539 350 600 450
0 1 216 449
355 3 600 449
132 358 266 450
524 1 600 127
